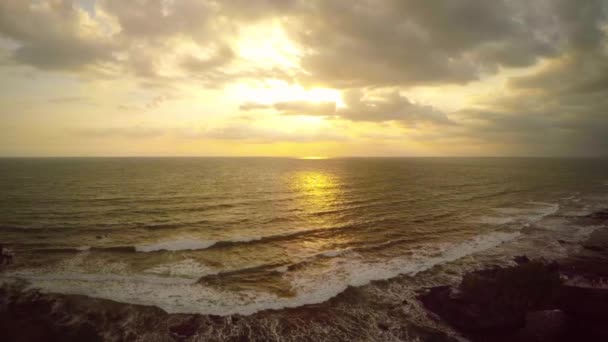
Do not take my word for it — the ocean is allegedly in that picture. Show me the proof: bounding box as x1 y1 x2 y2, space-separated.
1 157 607 319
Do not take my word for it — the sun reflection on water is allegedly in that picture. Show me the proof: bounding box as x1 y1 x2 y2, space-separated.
290 170 342 224
293 171 336 198
287 170 356 258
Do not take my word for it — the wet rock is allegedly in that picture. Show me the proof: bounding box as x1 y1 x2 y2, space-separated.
514 255 531 264
558 285 608 319
377 322 390 331
586 209 608 221
582 227 608 253
517 310 567 342
420 285 525 333
169 316 200 340
557 285 608 340
419 260 562 336
458 261 560 311
62 322 103 342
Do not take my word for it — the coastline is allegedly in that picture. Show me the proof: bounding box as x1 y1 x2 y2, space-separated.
1 210 607 341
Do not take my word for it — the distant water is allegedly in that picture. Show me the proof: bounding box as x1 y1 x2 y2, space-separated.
1 157 607 315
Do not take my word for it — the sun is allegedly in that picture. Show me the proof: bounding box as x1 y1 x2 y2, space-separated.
227 21 344 110
299 156 329 160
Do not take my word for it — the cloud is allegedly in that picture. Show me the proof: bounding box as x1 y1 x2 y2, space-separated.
101 0 215 39
339 90 453 125
2 0 604 88
3 0 608 156
0 0 115 70
240 101 336 116
282 0 564 87
193 124 348 143
181 45 236 73
448 50 608 156
0 0 598 85
71 126 165 139
240 90 451 125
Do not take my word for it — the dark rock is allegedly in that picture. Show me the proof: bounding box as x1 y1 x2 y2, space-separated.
458 261 560 310
558 285 608 321
586 209 608 221
419 261 562 336
517 310 567 342
582 228 608 253
377 322 390 331
557 285 608 340
208 314 224 324
169 317 200 340
420 285 525 333
514 255 530 264
560 255 608 280
62 322 103 342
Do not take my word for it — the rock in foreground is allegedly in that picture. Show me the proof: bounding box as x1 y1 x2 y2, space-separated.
419 256 608 341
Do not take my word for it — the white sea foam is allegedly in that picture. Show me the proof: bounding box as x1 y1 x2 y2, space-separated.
473 216 515 225
133 235 271 252
143 259 218 278
3 231 520 316
473 202 559 226
273 265 289 273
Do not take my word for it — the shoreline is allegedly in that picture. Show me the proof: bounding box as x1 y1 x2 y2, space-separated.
1 210 607 341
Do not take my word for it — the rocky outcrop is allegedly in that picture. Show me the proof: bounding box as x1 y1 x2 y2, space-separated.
419 211 608 341
420 256 608 341
582 228 608 253
419 260 561 337
0 281 170 341
586 209 608 222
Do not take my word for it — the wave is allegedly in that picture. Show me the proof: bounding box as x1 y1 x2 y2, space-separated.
472 201 559 226
84 221 388 254
135 239 217 252
3 230 521 316
458 188 525 202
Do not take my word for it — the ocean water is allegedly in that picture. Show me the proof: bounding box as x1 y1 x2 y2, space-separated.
1 157 607 317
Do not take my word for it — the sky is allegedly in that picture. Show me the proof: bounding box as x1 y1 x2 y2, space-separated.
0 0 607 157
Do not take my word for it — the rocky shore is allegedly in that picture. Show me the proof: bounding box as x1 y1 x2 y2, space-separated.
419 209 608 342
1 210 608 341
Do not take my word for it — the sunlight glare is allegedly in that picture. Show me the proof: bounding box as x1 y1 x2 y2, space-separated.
229 81 344 107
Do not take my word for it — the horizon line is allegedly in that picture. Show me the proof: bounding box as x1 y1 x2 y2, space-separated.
0 155 606 159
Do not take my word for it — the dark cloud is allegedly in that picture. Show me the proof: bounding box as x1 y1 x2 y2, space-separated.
0 0 115 70
340 90 453 125
241 90 451 125
283 0 564 87
100 0 215 39
510 52 608 96
3 0 605 88
451 51 608 156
